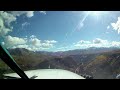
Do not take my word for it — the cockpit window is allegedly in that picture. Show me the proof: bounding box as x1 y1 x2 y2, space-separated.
1 11 120 79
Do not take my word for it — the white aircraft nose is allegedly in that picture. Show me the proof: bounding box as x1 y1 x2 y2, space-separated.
4 69 85 79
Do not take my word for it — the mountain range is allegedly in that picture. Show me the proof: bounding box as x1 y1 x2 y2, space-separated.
1 47 120 79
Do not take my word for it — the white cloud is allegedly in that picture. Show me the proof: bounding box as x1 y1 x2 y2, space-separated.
28 38 57 51
79 40 90 44
74 40 91 48
74 40 90 47
41 43 53 48
10 11 46 18
29 37 41 47
44 40 57 44
9 11 34 18
26 11 34 18
93 38 108 44
0 11 51 51
11 11 46 18
0 11 16 26
3 35 57 51
0 11 47 37
12 44 29 49
0 17 12 36
3 35 27 48
93 38 101 44
0 28 12 36
39 11 46 15
111 41 120 47
29 36 57 49
22 22 30 29
74 38 120 49
111 17 120 34
8 11 26 17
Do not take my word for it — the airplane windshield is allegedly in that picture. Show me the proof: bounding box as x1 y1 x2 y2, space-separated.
1 11 120 79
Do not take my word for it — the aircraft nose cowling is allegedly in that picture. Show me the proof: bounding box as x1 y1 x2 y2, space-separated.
4 69 85 79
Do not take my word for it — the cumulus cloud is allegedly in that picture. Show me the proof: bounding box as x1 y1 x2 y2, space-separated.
9 11 34 18
74 38 120 49
9 11 46 18
44 40 57 44
111 17 120 34
0 11 52 51
0 11 47 37
74 40 90 47
12 44 29 49
41 43 53 48
29 36 41 47
93 38 101 44
79 40 90 44
3 35 27 48
0 11 16 36
29 37 57 49
111 41 120 47
74 40 91 48
3 35 57 51
39 11 46 15
0 11 16 26
26 11 34 18
28 36 57 51
19 11 46 17
0 28 12 36
93 38 108 44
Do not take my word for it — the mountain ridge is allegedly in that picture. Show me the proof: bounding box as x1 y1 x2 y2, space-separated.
2 47 120 79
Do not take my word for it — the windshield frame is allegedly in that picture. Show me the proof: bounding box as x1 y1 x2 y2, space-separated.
0 44 29 79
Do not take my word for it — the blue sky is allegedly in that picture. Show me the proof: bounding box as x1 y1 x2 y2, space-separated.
1 11 120 51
